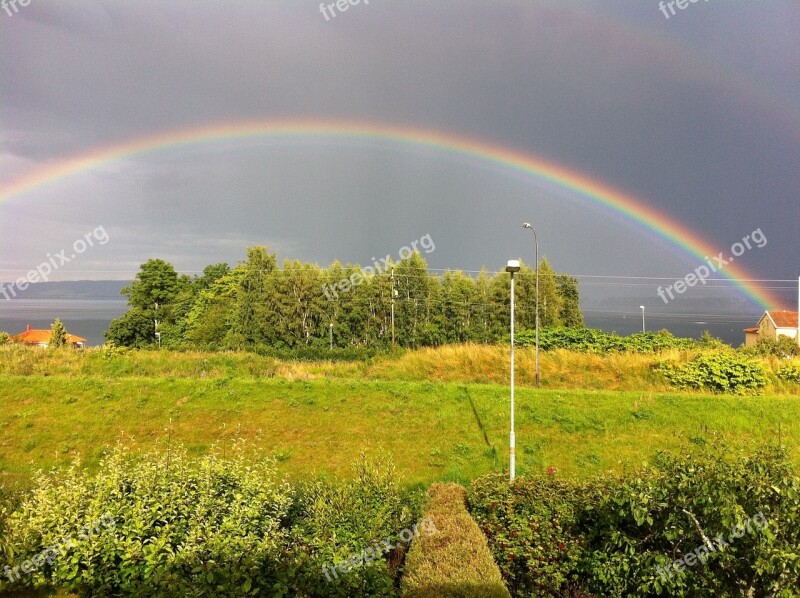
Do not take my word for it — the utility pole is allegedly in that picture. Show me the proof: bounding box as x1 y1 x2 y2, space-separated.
154 301 160 348
391 267 396 351
505 260 521 481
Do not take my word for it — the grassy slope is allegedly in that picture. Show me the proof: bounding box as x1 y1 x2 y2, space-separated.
2 372 798 491
3 344 799 393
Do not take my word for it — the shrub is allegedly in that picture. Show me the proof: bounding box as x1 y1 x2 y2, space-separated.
745 336 800 359
468 443 800 597
402 483 510 598
577 443 800 597
516 328 696 354
0 332 10 345
655 351 768 394
0 447 418 597
0 444 294 597
776 362 800 384
288 455 421 597
468 474 588 597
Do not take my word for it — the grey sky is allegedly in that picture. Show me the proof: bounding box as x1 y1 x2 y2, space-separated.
1 1 798 314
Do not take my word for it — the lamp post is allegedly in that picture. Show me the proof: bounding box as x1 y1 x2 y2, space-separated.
640 305 646 333
506 259 521 481
522 223 540 387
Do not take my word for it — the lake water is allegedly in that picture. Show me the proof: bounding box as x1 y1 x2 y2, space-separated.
0 299 128 347
0 299 755 348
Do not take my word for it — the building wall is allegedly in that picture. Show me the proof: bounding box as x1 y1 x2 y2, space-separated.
775 327 798 341
759 316 776 339
744 331 760 347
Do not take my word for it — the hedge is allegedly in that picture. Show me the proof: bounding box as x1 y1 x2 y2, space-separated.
401 483 510 598
468 442 800 597
0 446 419 597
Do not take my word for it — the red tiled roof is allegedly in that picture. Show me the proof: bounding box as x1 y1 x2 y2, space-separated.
743 328 760 333
767 311 799 328
12 325 86 345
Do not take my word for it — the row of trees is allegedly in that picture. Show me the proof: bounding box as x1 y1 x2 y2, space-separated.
106 247 583 350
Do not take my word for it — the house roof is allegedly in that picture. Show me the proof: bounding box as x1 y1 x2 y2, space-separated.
766 311 799 329
743 327 760 333
12 325 86 345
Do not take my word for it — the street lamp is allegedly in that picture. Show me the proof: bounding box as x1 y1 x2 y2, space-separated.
329 321 334 351
640 305 646 333
522 223 540 387
506 259 521 482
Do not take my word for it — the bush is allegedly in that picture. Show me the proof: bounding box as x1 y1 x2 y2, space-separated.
577 443 800 597
0 332 10 345
468 443 800 597
402 483 510 598
745 336 800 359
288 455 421 597
468 474 588 597
655 351 768 394
516 328 697 354
0 445 294 597
776 362 800 384
0 447 418 597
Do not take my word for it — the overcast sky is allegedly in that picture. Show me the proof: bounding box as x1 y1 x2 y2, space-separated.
1 1 798 315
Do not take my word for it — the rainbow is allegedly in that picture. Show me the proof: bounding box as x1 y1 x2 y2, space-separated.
0 119 783 309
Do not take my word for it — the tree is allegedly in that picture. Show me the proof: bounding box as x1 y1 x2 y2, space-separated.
535 258 563 328
109 259 186 347
0 331 10 345
556 274 583 328
105 308 158 348
230 246 279 347
49 318 67 348
122 259 183 311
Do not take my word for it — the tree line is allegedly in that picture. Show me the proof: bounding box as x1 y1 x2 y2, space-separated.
106 247 583 350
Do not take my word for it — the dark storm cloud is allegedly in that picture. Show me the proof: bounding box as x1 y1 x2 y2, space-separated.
1 1 798 311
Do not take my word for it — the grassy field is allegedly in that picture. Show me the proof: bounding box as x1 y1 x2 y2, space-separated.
2 362 798 491
3 343 800 392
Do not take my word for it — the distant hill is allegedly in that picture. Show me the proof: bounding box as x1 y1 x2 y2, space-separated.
1 280 128 300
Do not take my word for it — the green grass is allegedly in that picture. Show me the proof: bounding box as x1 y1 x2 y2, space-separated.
3 344 799 393
2 373 798 492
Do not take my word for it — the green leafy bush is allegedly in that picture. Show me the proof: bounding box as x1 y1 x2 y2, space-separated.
288 455 421 597
402 483 510 598
468 474 588 597
777 362 800 384
469 443 800 597
655 351 768 394
516 328 697 354
744 336 800 359
0 447 418 597
1 445 294 597
577 443 800 597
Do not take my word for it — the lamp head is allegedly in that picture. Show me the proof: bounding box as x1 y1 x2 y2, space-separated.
505 259 521 273
522 222 532 229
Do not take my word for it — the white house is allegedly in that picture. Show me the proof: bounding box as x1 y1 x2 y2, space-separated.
744 311 799 347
